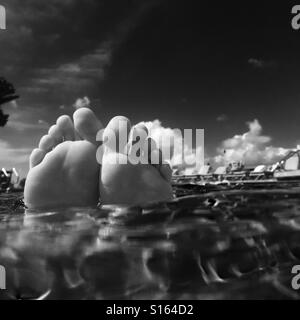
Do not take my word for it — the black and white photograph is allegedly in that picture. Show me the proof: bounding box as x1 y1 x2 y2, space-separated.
0 0 300 304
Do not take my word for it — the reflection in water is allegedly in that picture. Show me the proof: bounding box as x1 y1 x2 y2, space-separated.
0 183 300 300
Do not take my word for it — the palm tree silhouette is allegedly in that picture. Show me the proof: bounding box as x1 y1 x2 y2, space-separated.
0 77 19 127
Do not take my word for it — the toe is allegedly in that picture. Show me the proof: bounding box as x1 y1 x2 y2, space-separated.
103 116 131 154
38 134 56 152
143 137 163 166
48 124 63 146
56 115 75 141
159 163 173 182
127 124 149 162
29 148 46 169
73 107 103 145
48 124 62 139
134 123 149 135
144 138 172 182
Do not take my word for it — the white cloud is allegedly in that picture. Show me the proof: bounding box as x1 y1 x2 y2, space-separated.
32 46 111 89
137 119 204 173
0 105 50 176
4 107 50 132
10 101 19 109
0 140 31 163
216 114 228 122
248 58 265 68
0 140 31 176
38 119 49 126
7 119 49 131
248 58 276 69
73 96 91 109
213 119 289 167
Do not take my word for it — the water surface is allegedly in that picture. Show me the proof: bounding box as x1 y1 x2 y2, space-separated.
0 182 300 300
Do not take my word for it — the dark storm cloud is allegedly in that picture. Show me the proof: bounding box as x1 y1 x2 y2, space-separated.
248 58 277 69
0 0 164 175
0 0 162 104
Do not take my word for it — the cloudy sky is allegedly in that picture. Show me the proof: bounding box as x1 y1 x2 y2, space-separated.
0 0 300 176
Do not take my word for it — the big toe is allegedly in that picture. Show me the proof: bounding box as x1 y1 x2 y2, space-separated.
103 116 131 154
73 107 103 145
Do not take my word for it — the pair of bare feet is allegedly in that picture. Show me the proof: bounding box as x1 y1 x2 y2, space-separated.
24 108 173 210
